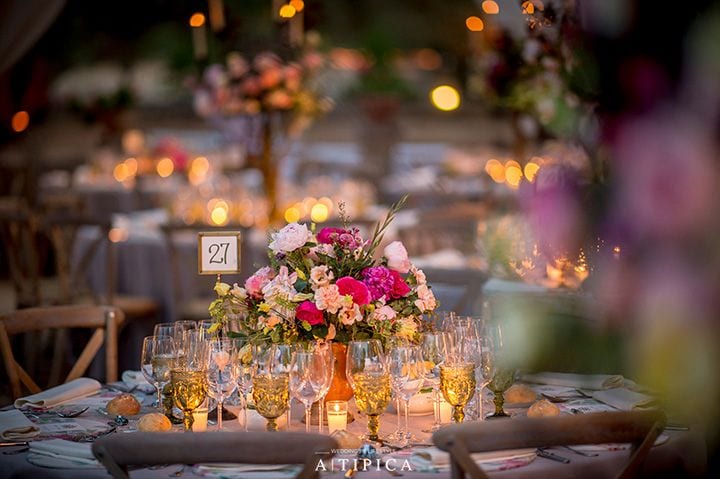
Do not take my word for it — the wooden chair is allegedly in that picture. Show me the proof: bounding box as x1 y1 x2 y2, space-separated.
92 431 338 479
432 411 665 479
0 305 124 399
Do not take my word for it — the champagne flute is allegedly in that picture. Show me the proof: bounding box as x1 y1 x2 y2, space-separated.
141 335 175 410
388 345 424 446
290 350 328 433
420 332 448 431
346 340 392 442
207 339 238 430
252 344 291 431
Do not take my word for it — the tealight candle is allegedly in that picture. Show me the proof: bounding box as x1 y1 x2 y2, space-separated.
326 400 348 434
192 405 209 432
439 398 453 424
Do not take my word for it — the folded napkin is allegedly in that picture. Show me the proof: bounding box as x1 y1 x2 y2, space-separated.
0 409 40 440
592 388 656 411
194 463 300 479
14 378 102 409
121 370 155 394
521 372 624 390
410 447 536 472
27 439 102 469
572 434 669 453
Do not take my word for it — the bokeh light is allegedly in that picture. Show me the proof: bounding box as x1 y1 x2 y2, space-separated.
310 203 329 223
465 16 484 32
279 4 296 18
156 157 174 177
430 85 461 111
289 0 305 12
113 163 129 182
285 206 301 223
482 1 499 14
189 13 206 27
524 161 540 182
210 206 229 225
505 165 523 187
11 111 29 132
108 228 128 243
485 159 505 183
124 157 138 176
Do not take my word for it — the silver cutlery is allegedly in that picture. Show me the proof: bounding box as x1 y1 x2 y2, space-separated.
96 408 129 426
54 406 89 418
562 445 598 457
536 448 570 463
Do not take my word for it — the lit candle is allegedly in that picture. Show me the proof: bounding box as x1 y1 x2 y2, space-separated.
439 398 453 424
192 406 209 432
326 400 348 434
189 13 208 60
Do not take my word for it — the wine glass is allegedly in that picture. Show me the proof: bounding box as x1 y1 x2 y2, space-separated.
153 322 175 338
388 345 424 446
232 338 254 431
171 331 208 432
141 335 175 410
484 324 514 419
420 332 448 431
346 340 391 442
207 339 238 430
252 344 291 431
290 349 329 433
198 319 218 340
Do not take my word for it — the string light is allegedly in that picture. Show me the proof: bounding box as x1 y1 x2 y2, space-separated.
465 16 484 32
189 13 206 27
11 111 29 132
430 85 461 111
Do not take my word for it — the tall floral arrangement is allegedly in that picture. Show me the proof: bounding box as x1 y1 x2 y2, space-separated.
209 198 438 344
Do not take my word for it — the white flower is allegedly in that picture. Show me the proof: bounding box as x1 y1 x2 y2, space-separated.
230 283 247 300
269 223 313 254
384 241 410 273
414 284 437 312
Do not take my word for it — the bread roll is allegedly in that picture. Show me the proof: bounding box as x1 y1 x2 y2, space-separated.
138 413 172 432
106 393 141 416
504 384 537 404
527 399 560 418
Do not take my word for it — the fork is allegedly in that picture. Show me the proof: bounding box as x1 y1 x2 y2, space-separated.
54 406 89 418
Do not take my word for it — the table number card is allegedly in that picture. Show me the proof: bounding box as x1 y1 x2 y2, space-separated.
197 232 242 274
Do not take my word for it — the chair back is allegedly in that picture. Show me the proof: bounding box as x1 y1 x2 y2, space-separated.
0 305 124 398
432 411 665 479
92 431 337 479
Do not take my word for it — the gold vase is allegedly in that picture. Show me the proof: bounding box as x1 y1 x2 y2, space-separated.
324 343 353 402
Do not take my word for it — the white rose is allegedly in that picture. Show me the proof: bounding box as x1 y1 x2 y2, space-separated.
269 223 313 254
384 241 410 273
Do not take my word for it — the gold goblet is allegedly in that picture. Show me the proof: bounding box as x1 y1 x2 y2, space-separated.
251 373 290 431
440 362 476 423
171 369 208 431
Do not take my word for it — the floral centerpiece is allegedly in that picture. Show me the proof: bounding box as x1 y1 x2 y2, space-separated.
209 198 438 345
193 50 333 221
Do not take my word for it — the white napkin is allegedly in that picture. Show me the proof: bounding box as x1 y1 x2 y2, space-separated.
194 463 300 479
410 447 536 472
27 439 102 469
121 370 155 393
521 372 624 390
0 409 40 440
592 388 656 411
14 378 102 409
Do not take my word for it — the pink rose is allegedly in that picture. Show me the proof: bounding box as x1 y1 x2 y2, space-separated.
244 266 274 298
383 241 410 273
296 301 324 326
390 270 411 298
336 276 371 306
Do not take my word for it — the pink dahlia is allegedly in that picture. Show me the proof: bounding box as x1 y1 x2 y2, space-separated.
296 301 324 326
336 276 371 305
362 266 410 301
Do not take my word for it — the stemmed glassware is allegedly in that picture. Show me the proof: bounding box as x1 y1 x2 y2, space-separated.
440 331 476 423
388 345 424 446
141 335 175 410
290 347 330 433
232 338 254 431
252 344 292 431
171 330 208 432
346 340 392 442
420 332 448 431
207 339 238 430
484 324 515 419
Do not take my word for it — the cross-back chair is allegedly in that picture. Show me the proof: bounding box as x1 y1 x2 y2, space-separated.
92 431 337 479
0 305 124 399
432 410 665 479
